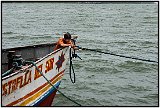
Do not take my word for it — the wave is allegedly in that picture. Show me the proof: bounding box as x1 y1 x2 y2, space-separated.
2 31 14 35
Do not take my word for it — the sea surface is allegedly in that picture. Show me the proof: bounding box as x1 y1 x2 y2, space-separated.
2 2 158 106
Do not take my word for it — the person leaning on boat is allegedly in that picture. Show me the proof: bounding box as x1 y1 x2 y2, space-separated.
54 32 78 51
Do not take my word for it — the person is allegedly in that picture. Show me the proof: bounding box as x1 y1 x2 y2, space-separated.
54 32 77 51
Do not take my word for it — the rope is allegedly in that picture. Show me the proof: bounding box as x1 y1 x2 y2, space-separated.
77 46 158 63
2 67 14 77
69 48 76 83
25 61 81 106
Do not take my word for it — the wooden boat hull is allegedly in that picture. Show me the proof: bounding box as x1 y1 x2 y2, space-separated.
2 47 70 106
33 81 60 106
35 82 59 106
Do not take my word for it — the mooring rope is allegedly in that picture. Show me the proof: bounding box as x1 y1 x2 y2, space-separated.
2 67 14 77
69 48 76 83
77 46 158 63
25 61 82 106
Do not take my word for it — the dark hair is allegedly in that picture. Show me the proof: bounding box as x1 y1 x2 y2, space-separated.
64 32 71 39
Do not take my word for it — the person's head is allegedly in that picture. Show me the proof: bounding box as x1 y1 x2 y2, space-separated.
64 32 71 42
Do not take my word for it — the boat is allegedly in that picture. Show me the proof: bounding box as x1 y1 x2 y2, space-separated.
2 42 71 106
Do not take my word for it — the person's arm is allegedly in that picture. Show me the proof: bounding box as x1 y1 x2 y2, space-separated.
59 38 74 47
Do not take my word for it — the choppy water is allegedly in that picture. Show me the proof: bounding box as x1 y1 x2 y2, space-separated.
2 2 158 106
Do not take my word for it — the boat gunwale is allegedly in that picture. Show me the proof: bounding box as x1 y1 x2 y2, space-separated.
2 47 68 80
2 42 57 52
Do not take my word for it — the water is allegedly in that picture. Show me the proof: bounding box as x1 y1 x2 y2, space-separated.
2 2 158 106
